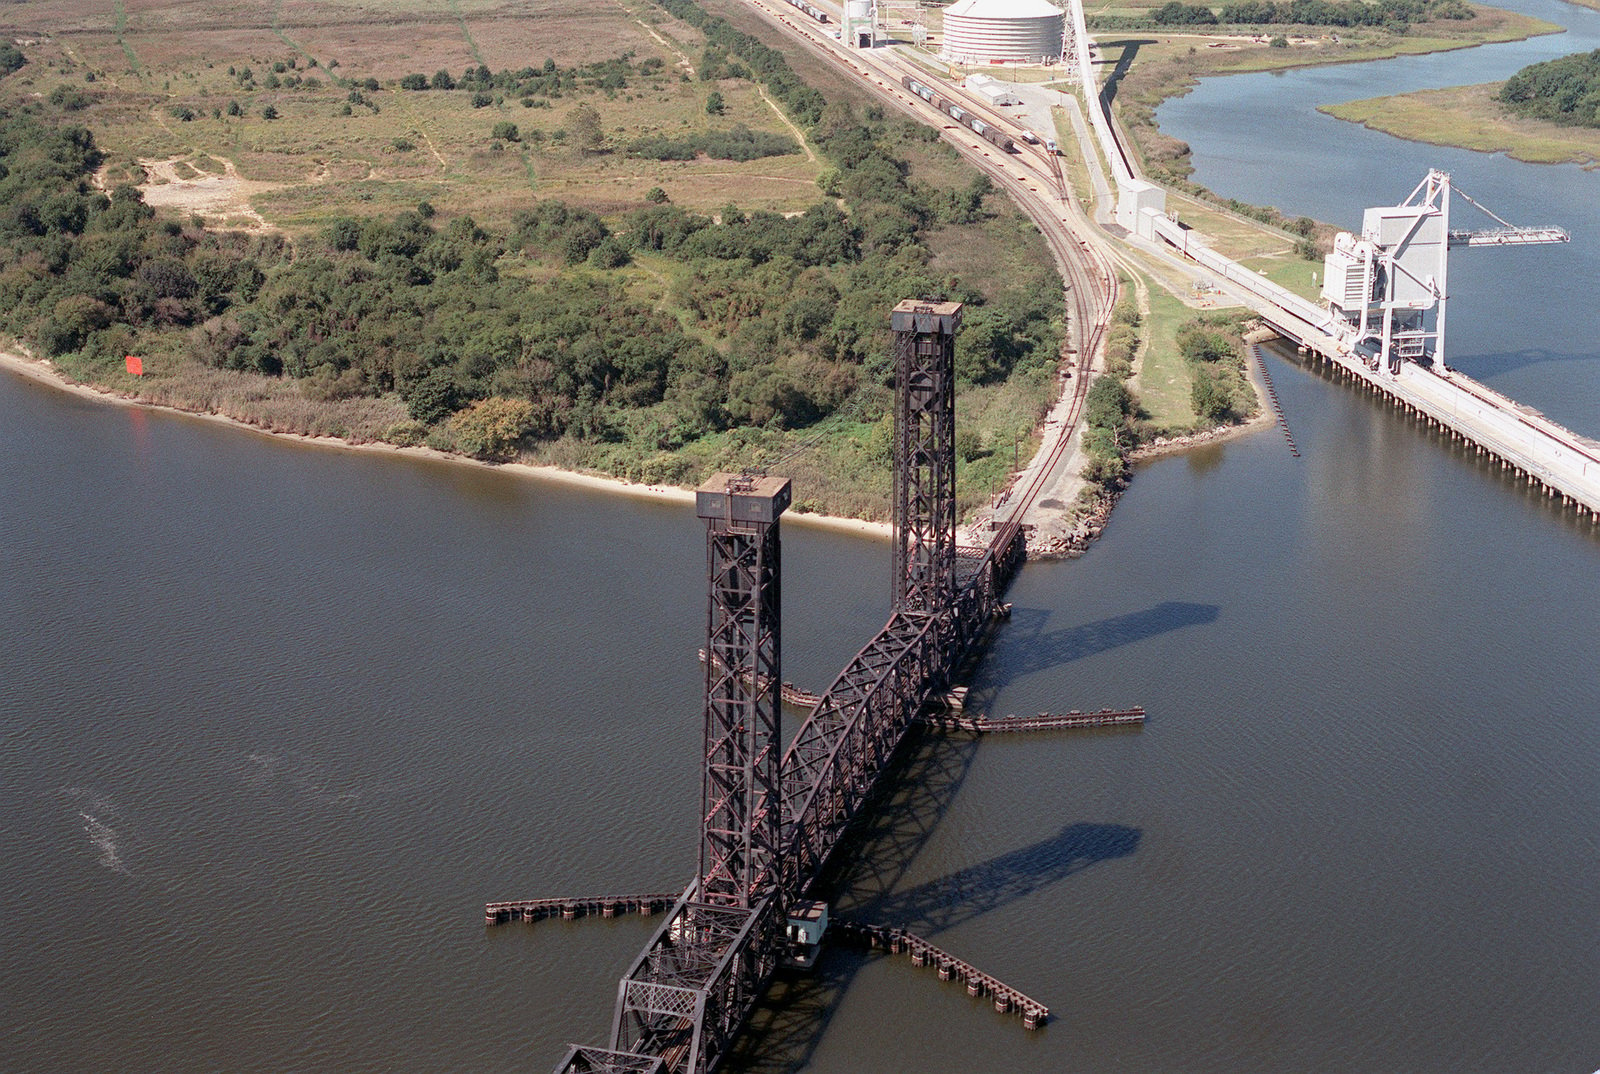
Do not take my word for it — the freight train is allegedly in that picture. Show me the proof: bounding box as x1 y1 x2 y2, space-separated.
900 75 1015 153
780 0 829 22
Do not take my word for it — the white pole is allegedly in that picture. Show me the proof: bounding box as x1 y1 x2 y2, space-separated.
1435 173 1450 373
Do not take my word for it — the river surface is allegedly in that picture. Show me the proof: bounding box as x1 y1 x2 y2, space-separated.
5 11 1600 1070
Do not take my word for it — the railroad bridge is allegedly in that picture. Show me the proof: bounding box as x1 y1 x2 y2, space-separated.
509 300 1032 1074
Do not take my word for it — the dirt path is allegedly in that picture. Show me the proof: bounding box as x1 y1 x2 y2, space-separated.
134 155 281 231
757 85 817 164
612 0 697 78
385 91 450 170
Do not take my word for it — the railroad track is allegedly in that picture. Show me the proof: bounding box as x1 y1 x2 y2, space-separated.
728 0 1119 536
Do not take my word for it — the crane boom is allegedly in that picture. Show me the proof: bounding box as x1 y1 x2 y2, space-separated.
1445 180 1569 247
1449 225 1570 247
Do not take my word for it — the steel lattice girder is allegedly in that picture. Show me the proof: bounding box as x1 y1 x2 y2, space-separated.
891 301 961 615
609 888 782 1074
553 1046 666 1074
777 611 944 898
697 478 786 909
775 528 1021 901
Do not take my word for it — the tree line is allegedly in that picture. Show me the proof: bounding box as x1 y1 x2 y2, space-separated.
0 5 1062 467
1497 49 1600 128
1117 0 1472 28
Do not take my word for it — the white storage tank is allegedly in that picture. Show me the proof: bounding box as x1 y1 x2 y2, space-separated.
940 0 1064 65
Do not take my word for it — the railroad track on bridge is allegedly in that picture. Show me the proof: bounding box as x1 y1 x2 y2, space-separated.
505 12 1132 1074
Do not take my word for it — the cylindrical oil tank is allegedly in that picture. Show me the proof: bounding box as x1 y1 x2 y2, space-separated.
940 0 1064 64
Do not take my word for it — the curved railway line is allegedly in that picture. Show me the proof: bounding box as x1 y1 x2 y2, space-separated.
731 0 1121 534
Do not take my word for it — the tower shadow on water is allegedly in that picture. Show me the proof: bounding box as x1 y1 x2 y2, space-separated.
724 720 1139 1074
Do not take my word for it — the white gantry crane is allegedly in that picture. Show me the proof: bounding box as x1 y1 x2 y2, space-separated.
1320 169 1569 373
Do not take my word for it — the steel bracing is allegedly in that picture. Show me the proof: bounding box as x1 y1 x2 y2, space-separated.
554 303 1028 1074
697 475 786 907
891 301 961 615
608 888 782 1074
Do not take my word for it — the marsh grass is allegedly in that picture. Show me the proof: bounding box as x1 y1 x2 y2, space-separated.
1321 81 1600 165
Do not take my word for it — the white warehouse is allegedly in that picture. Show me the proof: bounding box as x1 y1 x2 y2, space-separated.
965 73 1023 105
940 0 1065 65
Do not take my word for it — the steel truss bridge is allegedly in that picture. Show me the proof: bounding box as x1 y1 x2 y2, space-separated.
542 301 1028 1074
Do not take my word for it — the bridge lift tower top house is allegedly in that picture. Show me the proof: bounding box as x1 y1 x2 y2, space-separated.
1320 169 1568 374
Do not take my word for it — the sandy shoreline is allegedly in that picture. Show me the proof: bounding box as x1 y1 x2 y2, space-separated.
0 350 893 539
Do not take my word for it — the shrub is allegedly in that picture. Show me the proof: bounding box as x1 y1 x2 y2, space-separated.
0 44 25 76
448 396 536 459
587 235 631 269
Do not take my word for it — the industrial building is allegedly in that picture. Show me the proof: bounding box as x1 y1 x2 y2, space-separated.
965 73 1023 105
939 0 1065 65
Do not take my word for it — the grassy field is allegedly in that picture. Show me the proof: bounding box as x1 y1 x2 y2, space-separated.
0 0 830 228
1321 81 1600 165
1135 281 1200 430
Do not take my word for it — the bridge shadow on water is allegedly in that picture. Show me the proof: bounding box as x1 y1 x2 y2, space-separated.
725 719 1141 1074
720 603 1213 1070
967 601 1219 707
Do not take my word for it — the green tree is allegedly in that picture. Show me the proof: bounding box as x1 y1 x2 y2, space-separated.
0 44 26 76
1191 367 1235 423
706 90 725 115
491 120 519 142
448 396 536 459
568 102 603 155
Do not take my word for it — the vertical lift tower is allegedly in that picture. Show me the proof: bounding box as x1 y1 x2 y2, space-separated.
1320 169 1568 374
891 300 961 617
599 474 792 1074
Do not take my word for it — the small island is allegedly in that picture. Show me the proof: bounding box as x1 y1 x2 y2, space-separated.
1320 47 1600 165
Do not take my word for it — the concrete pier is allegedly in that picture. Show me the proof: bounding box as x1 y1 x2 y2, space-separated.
1149 215 1600 519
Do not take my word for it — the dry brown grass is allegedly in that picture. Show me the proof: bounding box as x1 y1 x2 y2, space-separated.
50 352 411 440
0 0 824 229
